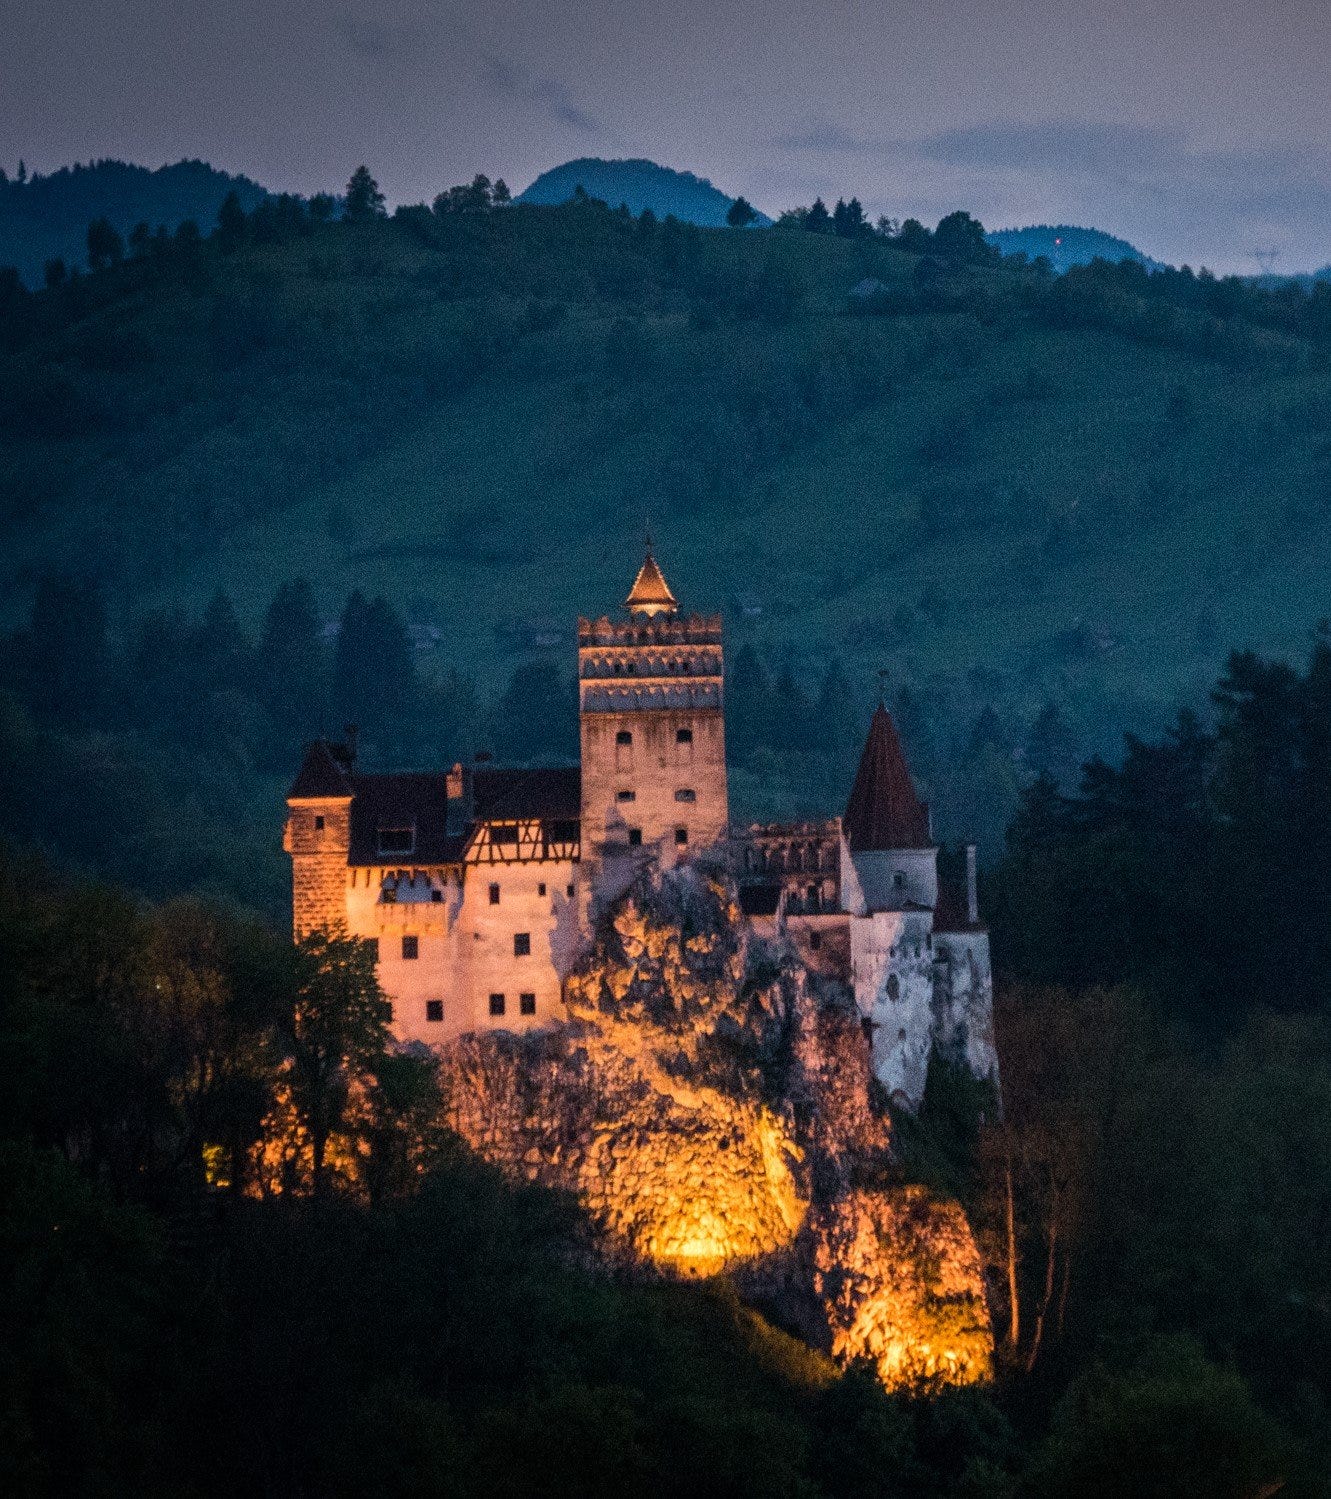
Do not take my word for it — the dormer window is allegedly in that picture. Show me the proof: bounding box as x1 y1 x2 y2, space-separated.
378 825 415 856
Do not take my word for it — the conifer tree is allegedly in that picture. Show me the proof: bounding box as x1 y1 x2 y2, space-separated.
215 188 248 249
344 166 386 223
86 216 124 271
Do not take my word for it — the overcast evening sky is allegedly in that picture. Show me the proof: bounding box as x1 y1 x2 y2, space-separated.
4 0 1330 274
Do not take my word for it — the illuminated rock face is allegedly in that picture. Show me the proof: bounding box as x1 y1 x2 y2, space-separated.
436 861 993 1390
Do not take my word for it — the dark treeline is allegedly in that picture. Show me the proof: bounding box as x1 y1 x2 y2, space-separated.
0 564 1085 905
6 163 1331 365
991 629 1331 1022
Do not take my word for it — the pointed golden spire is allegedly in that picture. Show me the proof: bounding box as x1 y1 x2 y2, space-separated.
625 542 678 617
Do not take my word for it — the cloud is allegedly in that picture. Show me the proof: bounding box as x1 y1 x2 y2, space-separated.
333 14 401 59
911 119 1179 178
769 114 1331 268
772 124 876 155
483 57 600 135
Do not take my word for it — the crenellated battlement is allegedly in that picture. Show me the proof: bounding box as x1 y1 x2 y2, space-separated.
577 613 723 646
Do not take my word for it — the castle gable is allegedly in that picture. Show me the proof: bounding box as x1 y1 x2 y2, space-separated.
347 772 465 866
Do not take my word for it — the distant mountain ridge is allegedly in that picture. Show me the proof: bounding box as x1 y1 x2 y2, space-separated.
517 157 770 227
0 159 270 285
987 223 1164 273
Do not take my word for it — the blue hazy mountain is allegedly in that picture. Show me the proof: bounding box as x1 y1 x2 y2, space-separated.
987 223 1162 272
517 157 770 227
0 158 270 284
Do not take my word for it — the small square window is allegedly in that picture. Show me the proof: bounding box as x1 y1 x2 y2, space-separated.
402 935 419 960
431 888 443 903
365 938 379 961
675 827 689 845
514 932 531 956
489 993 506 1017
538 882 547 897
425 999 444 1023
628 828 642 847
314 814 325 830
616 730 633 745
676 728 693 744
519 992 536 1016
616 789 636 802
675 788 696 803
489 883 500 904
566 882 575 898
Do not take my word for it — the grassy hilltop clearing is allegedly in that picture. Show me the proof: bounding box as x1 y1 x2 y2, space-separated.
3 181 1331 899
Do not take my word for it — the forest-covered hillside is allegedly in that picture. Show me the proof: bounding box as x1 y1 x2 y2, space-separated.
517 156 771 226
0 159 270 286
4 176 1331 902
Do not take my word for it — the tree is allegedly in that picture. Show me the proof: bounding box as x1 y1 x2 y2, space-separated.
832 197 868 238
804 198 832 234
43 257 67 290
215 188 248 250
491 178 511 206
283 928 390 1195
344 166 386 223
933 210 994 263
1026 1337 1284 1499
309 192 336 222
257 579 329 766
726 196 759 229
488 660 576 762
128 221 152 258
86 216 124 272
332 591 419 747
727 644 774 757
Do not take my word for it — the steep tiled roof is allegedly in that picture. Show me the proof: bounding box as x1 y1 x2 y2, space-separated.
625 550 678 616
843 705 931 851
347 772 464 866
322 761 583 866
473 765 582 822
288 740 353 799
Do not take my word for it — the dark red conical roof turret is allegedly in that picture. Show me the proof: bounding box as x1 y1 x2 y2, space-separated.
843 704 931 851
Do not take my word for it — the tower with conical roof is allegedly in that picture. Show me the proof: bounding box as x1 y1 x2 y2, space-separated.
577 546 728 876
840 700 938 914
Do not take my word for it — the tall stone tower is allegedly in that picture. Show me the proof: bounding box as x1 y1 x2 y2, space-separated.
283 737 355 937
578 548 728 876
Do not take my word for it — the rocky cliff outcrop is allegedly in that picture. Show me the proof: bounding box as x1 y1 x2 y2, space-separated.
436 861 992 1389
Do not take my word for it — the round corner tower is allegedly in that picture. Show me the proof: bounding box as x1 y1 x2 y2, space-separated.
578 548 728 871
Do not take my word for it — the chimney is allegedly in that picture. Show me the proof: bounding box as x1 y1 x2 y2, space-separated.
342 723 359 765
966 843 978 926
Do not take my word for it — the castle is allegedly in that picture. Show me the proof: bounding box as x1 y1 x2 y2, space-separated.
285 551 996 1108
